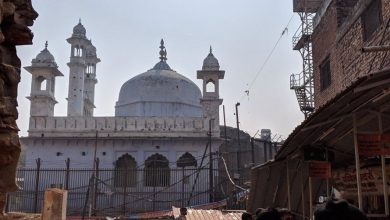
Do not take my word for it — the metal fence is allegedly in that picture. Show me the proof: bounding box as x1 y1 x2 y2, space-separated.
5 159 246 216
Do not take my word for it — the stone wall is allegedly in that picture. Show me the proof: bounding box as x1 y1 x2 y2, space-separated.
0 0 38 216
28 116 211 138
312 0 390 108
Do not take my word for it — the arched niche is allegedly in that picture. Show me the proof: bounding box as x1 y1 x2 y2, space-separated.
114 153 137 187
144 153 170 187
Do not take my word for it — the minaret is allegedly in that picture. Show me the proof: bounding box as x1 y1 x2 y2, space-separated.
84 42 100 116
66 20 90 116
25 41 63 118
197 47 225 136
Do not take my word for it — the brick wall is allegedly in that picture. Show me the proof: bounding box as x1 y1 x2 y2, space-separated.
312 0 338 107
312 0 390 108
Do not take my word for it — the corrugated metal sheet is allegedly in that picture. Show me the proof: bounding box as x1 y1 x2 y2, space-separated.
172 207 243 220
127 200 230 219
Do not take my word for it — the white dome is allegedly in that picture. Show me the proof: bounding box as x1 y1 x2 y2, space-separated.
115 63 202 117
31 42 57 68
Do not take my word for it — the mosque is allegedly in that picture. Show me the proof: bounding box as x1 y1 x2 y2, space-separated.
19 21 225 212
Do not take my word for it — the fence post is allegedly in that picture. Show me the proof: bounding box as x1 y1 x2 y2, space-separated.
123 165 127 216
33 158 41 213
181 167 185 207
65 158 70 190
153 161 156 211
93 158 99 215
5 192 10 213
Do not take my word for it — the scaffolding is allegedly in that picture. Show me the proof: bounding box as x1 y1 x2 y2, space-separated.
290 0 322 118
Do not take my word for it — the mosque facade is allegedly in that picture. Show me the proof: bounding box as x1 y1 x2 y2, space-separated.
19 21 225 212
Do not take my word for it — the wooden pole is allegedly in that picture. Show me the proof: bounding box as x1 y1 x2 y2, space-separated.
65 158 70 190
301 167 306 219
33 158 41 213
209 119 214 203
353 114 363 209
286 160 291 210
378 112 389 216
309 177 313 220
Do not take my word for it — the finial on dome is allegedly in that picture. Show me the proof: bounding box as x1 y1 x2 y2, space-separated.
202 46 220 71
45 41 48 50
159 39 167 62
79 18 81 24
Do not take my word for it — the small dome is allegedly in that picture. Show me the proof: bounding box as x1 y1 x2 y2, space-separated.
72 20 86 37
202 47 220 71
31 41 57 67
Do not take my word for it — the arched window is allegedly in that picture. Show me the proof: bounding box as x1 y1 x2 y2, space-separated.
177 152 197 168
36 76 47 91
206 80 215 92
114 153 137 187
144 153 170 187
177 152 197 185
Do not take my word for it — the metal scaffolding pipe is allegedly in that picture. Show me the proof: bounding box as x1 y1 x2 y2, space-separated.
361 45 390 53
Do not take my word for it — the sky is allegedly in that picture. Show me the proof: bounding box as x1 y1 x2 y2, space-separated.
17 0 305 140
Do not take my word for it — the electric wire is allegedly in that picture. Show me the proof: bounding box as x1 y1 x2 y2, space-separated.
219 156 246 191
239 14 295 102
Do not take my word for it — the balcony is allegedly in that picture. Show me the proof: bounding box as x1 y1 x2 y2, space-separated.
293 0 322 13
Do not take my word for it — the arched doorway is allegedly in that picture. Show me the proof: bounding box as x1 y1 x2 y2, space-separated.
114 153 137 187
144 153 170 187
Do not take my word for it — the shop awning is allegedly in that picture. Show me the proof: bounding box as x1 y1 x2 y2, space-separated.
248 68 390 216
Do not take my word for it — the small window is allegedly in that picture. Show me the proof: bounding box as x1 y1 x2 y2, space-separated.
36 76 47 91
362 0 382 41
320 57 331 91
206 80 215 93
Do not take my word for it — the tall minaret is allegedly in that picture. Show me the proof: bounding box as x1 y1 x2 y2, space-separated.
84 42 100 116
197 47 225 136
25 41 63 118
66 20 90 116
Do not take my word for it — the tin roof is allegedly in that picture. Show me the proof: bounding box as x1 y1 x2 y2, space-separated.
172 207 244 220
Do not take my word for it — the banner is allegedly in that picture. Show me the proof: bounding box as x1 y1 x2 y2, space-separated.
333 166 390 196
309 161 331 179
381 134 390 155
357 134 382 157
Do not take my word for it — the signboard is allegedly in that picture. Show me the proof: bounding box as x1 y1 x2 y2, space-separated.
333 166 390 196
357 134 390 156
309 161 331 179
357 134 382 157
381 135 390 155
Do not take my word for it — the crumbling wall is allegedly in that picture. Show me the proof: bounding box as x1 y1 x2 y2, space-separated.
0 0 37 217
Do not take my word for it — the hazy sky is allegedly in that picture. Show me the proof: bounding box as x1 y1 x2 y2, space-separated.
17 0 305 139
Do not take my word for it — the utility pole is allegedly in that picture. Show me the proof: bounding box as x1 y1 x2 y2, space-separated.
235 103 241 174
223 105 227 143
